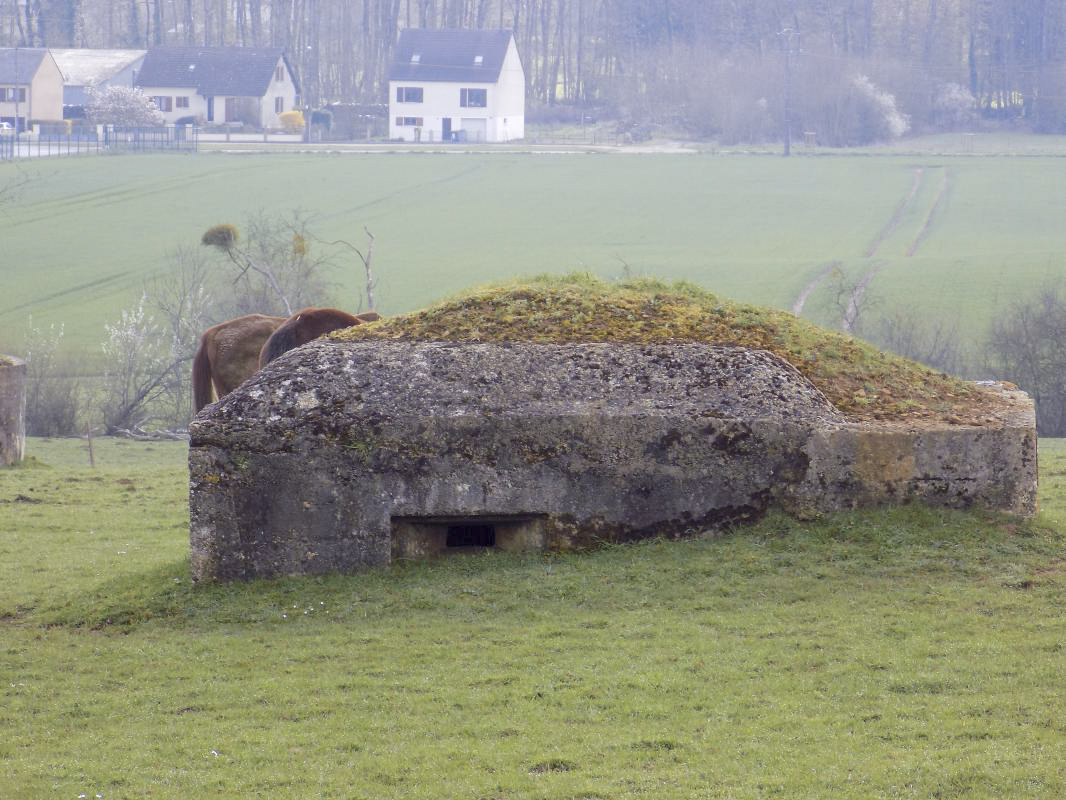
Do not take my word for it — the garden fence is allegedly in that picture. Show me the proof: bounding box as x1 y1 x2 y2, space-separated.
0 126 198 160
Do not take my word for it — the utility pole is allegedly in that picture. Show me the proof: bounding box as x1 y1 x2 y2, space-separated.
13 46 19 137
778 28 797 157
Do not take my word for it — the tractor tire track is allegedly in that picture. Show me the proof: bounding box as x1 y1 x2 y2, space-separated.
791 261 840 316
906 167 952 257
842 167 951 332
0 272 131 317
791 167 923 319
864 167 924 258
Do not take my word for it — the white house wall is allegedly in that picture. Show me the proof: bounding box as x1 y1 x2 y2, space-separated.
139 85 207 123
260 57 298 128
492 39 525 140
388 42 525 143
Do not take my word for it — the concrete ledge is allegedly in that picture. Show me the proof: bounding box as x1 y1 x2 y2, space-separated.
787 387 1036 517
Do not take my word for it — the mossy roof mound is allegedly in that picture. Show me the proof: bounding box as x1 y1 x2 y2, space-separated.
333 275 1000 424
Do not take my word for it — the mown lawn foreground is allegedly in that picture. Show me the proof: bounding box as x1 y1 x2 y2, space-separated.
1 437 1064 798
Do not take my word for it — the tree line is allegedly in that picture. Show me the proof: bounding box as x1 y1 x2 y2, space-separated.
5 1 1066 137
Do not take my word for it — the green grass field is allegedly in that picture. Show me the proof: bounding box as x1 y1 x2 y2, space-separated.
2 437 1065 798
3 148 1066 362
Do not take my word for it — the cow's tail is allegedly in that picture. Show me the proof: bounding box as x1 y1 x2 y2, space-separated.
191 333 214 412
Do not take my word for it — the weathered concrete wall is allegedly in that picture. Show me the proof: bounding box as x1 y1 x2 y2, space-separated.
189 341 843 580
188 341 1037 581
784 386 1037 517
0 357 27 467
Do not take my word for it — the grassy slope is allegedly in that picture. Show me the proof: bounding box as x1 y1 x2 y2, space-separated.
334 275 992 422
3 151 1065 360
1 437 1064 798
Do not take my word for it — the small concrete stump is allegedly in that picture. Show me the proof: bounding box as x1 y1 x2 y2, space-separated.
0 356 27 466
188 341 1037 581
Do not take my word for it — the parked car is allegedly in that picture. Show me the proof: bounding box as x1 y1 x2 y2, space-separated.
0 122 13 135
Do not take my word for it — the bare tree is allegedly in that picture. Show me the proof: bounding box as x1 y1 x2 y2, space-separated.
145 246 215 425
201 211 334 317
873 307 968 377
986 282 1066 436
100 295 185 433
319 226 377 310
20 318 83 437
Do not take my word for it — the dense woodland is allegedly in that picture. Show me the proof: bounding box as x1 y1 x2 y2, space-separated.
4 1 1066 140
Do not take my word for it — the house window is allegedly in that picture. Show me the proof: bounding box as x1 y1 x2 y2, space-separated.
473 55 484 65
395 86 423 103
0 88 26 103
176 96 189 109
460 88 487 108
275 65 285 82
395 116 423 127
152 96 173 112
275 97 284 113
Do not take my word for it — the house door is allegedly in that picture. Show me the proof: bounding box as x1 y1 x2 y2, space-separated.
206 97 214 122
225 98 238 122
442 118 452 141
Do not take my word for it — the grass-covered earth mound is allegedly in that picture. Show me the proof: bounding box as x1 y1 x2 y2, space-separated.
334 275 1003 424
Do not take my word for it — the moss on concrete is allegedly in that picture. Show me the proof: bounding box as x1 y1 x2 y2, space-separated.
333 275 1000 424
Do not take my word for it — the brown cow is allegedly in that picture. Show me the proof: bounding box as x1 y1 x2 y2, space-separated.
191 313 286 412
258 308 381 368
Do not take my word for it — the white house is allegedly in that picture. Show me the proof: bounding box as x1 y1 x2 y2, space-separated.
51 48 146 111
388 29 524 143
135 46 298 128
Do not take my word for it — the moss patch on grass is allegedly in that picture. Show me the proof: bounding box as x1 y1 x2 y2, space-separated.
334 274 999 423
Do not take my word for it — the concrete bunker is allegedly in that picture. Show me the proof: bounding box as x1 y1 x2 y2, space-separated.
188 338 1036 582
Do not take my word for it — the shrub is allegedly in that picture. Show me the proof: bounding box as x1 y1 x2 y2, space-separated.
279 110 305 133
201 224 238 251
848 74 910 141
933 82 976 130
85 86 165 127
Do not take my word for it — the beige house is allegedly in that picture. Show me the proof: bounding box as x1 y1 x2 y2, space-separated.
0 48 64 132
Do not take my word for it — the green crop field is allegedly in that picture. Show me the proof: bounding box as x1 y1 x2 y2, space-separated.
1 437 1065 798
2 148 1066 362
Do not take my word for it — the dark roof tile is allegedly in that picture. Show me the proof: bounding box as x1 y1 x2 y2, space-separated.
389 29 513 83
0 48 48 83
135 47 297 96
